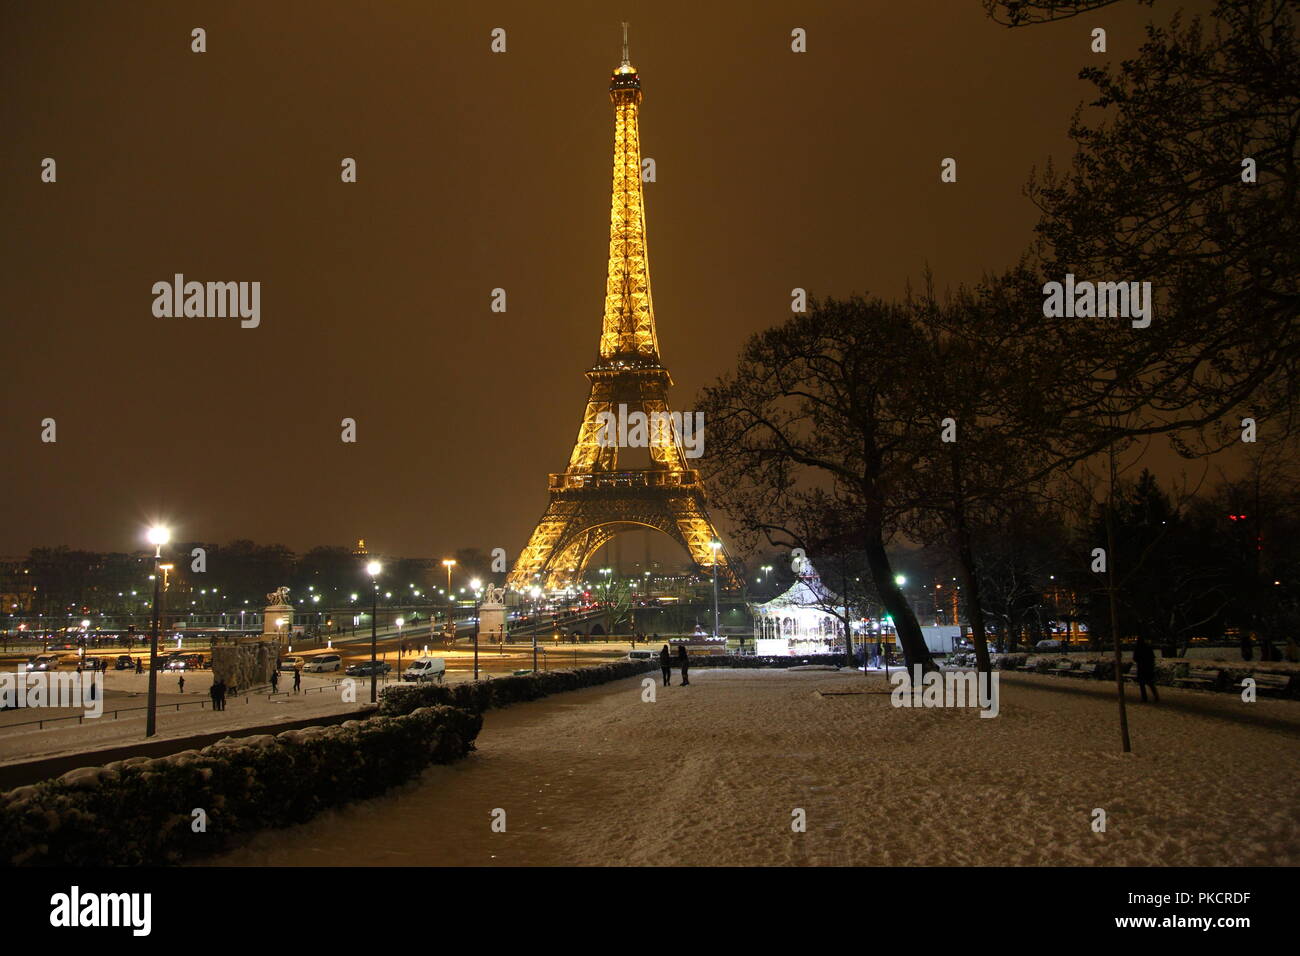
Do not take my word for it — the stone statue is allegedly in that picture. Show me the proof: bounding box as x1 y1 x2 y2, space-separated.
482 585 506 606
266 586 291 606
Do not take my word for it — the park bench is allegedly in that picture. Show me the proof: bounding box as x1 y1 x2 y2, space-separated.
1173 667 1223 691
1052 660 1079 677
1243 672 1293 697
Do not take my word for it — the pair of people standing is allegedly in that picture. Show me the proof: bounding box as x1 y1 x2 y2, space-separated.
209 679 228 711
659 644 689 686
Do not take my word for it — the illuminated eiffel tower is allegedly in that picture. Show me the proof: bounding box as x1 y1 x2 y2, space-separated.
509 28 738 592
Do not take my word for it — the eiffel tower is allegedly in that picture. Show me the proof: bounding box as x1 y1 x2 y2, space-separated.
508 28 738 592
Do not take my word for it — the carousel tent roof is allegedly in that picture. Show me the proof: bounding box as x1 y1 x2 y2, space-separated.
751 561 840 612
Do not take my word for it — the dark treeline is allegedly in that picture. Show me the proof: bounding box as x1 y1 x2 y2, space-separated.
699 0 1298 674
753 463 1299 660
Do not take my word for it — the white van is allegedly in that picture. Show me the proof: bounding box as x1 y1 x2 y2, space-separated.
403 657 446 683
302 653 342 673
627 649 656 662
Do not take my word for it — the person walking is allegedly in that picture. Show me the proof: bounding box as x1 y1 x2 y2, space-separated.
293 667 302 694
1134 635 1159 704
135 657 143 675
659 643 672 687
218 680 228 710
876 640 885 669
208 681 218 711
178 673 185 695
270 668 279 693
678 644 690 686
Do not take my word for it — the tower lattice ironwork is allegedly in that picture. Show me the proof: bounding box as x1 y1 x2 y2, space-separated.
509 35 738 592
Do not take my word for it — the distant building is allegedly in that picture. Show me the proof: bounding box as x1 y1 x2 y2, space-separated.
0 556 35 614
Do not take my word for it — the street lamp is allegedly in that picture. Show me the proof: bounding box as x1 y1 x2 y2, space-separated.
395 616 404 679
144 525 170 738
529 585 542 671
710 539 722 642
367 560 382 703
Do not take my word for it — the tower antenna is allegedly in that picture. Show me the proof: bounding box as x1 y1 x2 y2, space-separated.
621 21 630 67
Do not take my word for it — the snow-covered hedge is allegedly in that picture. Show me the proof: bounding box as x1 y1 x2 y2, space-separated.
0 704 482 866
379 659 658 717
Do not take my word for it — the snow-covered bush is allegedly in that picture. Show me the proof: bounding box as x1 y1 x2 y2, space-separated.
0 704 482 866
378 659 659 717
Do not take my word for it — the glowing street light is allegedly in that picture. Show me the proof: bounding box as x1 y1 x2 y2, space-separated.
366 560 382 703
144 524 170 738
442 559 457 600
710 539 722 641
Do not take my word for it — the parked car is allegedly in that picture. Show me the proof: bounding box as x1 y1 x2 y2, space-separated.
25 655 60 671
302 654 342 673
80 657 108 671
165 653 206 670
114 655 135 670
345 660 391 677
403 657 446 682
1035 639 1064 651
279 656 306 672
626 649 656 662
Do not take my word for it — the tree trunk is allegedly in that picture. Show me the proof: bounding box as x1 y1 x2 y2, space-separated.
863 518 935 673
949 454 991 676
1105 443 1133 754
954 530 990 675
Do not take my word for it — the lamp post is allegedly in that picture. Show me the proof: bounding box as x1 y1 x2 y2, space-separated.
530 586 542 672
710 539 722 642
442 559 456 601
367 561 382 703
395 616 404 683
144 525 169 738
442 559 457 646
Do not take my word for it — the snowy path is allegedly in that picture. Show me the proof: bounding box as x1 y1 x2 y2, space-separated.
211 668 1300 867
0 672 361 765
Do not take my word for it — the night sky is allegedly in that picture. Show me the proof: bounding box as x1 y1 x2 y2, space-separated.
0 0 1194 560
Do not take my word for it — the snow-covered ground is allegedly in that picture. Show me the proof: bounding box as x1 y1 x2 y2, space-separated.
210 667 1300 866
0 670 364 764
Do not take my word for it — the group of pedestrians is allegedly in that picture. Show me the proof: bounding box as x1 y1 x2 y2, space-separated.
855 641 890 668
659 643 690 686
208 679 229 711
270 667 302 694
